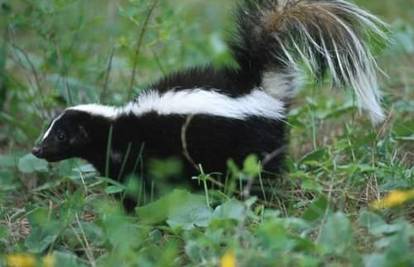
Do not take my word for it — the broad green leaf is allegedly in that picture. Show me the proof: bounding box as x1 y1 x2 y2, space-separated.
25 228 58 253
256 220 297 252
243 154 262 177
363 254 386 267
302 196 328 222
148 158 183 181
301 178 323 192
137 189 211 227
105 185 125 194
375 221 414 266
358 211 388 236
72 163 96 173
53 251 87 267
167 204 212 230
300 149 328 164
393 120 414 141
318 212 355 255
212 199 246 222
25 208 60 253
359 211 406 237
18 153 48 173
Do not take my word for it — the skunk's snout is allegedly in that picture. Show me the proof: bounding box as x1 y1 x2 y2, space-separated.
32 146 44 158
31 141 68 162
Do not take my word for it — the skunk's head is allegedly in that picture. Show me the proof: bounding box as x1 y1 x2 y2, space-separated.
32 109 94 162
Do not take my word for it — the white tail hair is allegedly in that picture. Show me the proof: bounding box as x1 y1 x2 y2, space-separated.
236 0 389 123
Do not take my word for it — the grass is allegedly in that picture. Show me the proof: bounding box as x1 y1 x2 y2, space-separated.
1 0 414 266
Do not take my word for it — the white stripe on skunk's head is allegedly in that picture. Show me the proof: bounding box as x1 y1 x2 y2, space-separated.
33 108 102 162
67 104 119 119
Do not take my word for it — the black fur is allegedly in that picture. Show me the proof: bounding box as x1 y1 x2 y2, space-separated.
150 65 261 97
34 111 286 180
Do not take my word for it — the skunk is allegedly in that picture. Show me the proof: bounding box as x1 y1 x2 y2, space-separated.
33 0 387 184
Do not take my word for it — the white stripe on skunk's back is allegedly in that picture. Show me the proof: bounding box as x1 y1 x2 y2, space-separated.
70 89 285 120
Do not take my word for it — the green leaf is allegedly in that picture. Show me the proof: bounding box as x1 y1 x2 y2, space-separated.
25 208 60 253
358 211 388 236
302 196 328 222
212 199 246 222
300 149 328 164
167 204 212 230
363 254 386 267
318 212 355 255
358 211 405 237
53 251 87 267
25 228 58 253
72 163 96 173
105 185 125 194
18 153 48 173
256 220 297 252
243 154 262 177
136 189 212 227
393 119 414 141
148 158 183 181
301 178 323 193
96 200 148 252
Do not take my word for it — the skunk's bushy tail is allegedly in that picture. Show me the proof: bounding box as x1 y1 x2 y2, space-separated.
230 0 388 123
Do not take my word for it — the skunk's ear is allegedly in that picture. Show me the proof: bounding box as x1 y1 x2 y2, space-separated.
78 124 89 143
79 125 89 139
69 124 89 145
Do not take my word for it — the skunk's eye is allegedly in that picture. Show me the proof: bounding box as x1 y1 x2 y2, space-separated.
56 131 66 141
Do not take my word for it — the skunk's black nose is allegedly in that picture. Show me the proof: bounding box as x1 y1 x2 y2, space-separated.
32 146 43 158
